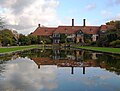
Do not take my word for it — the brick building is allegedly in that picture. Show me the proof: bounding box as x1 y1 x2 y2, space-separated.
31 19 113 44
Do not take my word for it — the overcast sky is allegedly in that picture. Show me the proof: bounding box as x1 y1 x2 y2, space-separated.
0 0 120 34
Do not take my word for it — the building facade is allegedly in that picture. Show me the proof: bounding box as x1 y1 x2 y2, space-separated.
31 19 113 44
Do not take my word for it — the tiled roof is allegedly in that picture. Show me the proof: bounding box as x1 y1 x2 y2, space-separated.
53 26 79 34
100 25 108 31
31 25 114 36
31 57 99 67
31 57 76 65
54 26 99 34
31 27 57 36
81 26 100 34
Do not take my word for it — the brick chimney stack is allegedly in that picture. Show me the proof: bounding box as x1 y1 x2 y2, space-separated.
83 19 86 27
38 24 41 27
72 19 74 26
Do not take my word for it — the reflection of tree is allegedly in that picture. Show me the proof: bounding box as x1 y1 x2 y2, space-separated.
19 49 52 58
0 55 11 76
75 51 120 75
82 51 92 61
0 54 20 76
0 64 5 76
0 55 11 61
94 54 120 75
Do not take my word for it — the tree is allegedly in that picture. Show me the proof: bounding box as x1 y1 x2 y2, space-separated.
18 34 31 45
96 20 120 47
0 33 2 46
110 40 120 47
106 20 115 25
97 27 119 47
39 36 52 44
2 37 13 46
0 29 16 46
97 31 118 47
115 21 120 29
60 34 67 43
84 34 92 43
96 35 107 47
28 35 38 44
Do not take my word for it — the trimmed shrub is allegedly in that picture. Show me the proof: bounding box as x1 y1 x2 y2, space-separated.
90 41 96 46
110 40 120 47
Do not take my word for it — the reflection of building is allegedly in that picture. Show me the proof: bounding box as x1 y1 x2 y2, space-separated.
75 50 84 61
51 49 85 61
31 57 96 75
92 53 98 60
27 49 113 75
52 49 60 59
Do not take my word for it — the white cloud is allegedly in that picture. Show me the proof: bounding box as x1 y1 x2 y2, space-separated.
0 57 58 91
85 3 96 11
0 0 60 34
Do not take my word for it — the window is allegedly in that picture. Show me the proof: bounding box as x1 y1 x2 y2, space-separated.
53 34 60 37
79 31 81 33
53 34 55 37
55 40 59 43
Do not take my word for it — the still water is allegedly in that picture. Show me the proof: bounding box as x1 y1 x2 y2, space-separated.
0 48 120 91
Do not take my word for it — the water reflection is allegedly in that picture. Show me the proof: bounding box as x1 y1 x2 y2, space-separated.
0 57 57 91
0 49 120 75
18 49 120 75
0 48 120 91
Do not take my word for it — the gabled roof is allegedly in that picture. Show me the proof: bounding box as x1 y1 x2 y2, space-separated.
81 26 100 34
31 27 57 36
100 25 108 31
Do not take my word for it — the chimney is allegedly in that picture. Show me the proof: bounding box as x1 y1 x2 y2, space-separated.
38 24 41 27
83 19 86 27
72 19 74 26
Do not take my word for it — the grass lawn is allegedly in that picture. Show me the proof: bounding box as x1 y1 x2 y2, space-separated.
0 45 39 54
75 46 120 54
